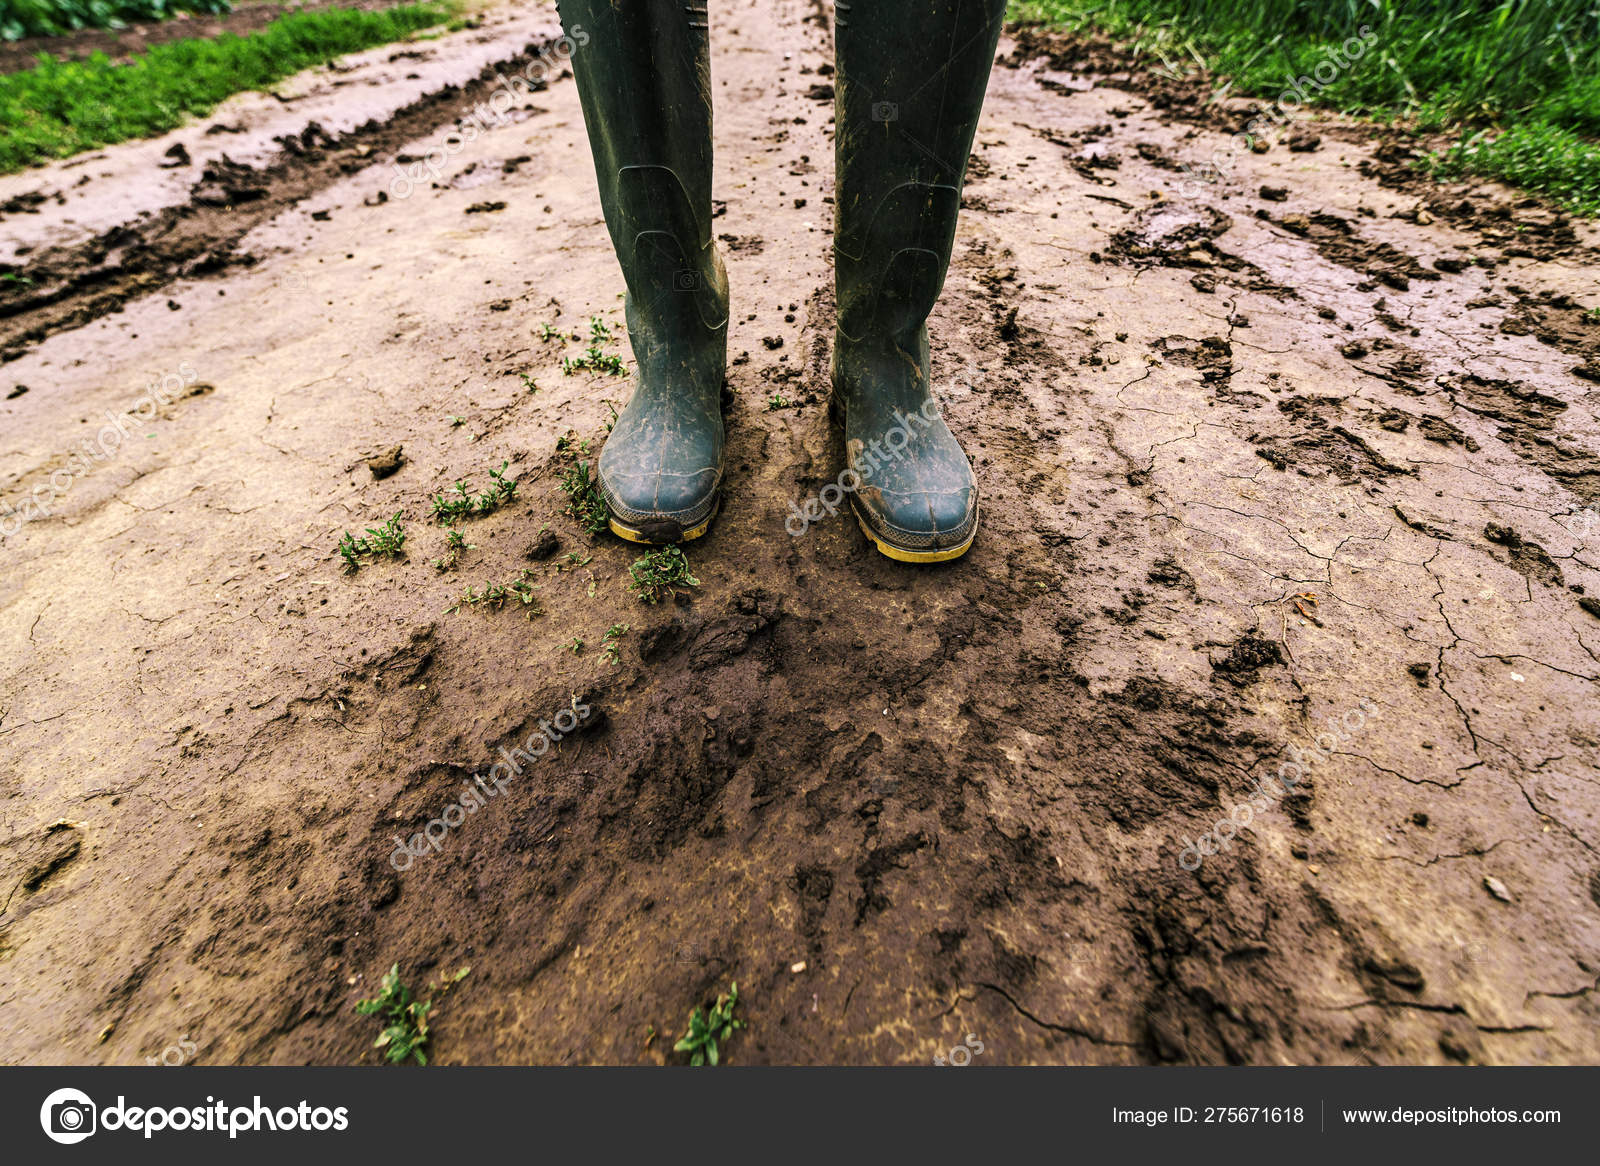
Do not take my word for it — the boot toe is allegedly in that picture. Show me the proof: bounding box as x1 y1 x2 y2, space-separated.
603 466 719 518
598 446 720 540
855 482 978 556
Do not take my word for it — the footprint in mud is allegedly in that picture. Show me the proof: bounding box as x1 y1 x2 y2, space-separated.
1272 211 1438 290
717 233 766 255
0 821 84 914
1150 334 1233 386
1111 203 1232 263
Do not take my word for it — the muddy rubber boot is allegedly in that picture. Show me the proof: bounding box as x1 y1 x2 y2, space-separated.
831 0 1005 562
558 1 728 543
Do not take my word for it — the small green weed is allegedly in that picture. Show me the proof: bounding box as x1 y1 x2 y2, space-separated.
432 526 474 571
446 570 543 618
673 981 743 1066
561 348 626 377
560 316 626 376
555 431 591 457
354 963 469 1066
338 512 406 573
628 545 699 604
430 461 518 523
560 460 609 535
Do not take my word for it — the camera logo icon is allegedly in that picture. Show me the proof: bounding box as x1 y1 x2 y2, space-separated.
672 942 705 964
871 101 898 122
673 269 702 291
40 1088 97 1144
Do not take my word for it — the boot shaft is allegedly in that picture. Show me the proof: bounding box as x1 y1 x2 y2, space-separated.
833 0 1006 345
558 0 726 335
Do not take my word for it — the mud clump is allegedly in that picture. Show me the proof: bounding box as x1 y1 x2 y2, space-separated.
1251 395 1414 482
1274 211 1437 290
1444 374 1568 432
524 529 560 561
1417 415 1478 451
1484 523 1563 589
366 445 405 480
1210 631 1283 684
1110 203 1233 266
193 157 270 208
1152 335 1232 385
1498 291 1600 371
1146 555 1195 594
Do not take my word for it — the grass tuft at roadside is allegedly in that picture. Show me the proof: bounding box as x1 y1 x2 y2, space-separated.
1012 0 1600 215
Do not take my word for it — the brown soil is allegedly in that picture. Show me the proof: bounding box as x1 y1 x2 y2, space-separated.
2 1 1599 1067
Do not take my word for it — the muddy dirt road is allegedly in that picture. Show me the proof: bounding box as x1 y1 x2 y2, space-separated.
2 0 1599 1065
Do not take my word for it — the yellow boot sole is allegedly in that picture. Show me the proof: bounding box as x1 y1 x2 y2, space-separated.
607 497 719 545
853 506 977 563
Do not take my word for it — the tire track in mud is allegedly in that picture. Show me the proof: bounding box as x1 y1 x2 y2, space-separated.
1 2 1598 1066
0 29 568 362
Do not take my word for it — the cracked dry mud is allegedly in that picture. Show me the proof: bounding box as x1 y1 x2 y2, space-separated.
2 0 1599 1065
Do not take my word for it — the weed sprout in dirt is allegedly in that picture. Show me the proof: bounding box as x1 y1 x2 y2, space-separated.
560 459 609 535
673 982 743 1066
628 546 700 604
354 964 470 1066
337 512 406 573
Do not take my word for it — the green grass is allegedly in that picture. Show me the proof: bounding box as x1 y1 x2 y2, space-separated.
1427 122 1600 216
1013 0 1600 214
1 1 232 41
0 3 453 173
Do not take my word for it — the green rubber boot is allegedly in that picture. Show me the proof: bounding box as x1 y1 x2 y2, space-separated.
832 0 1005 562
558 1 728 544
